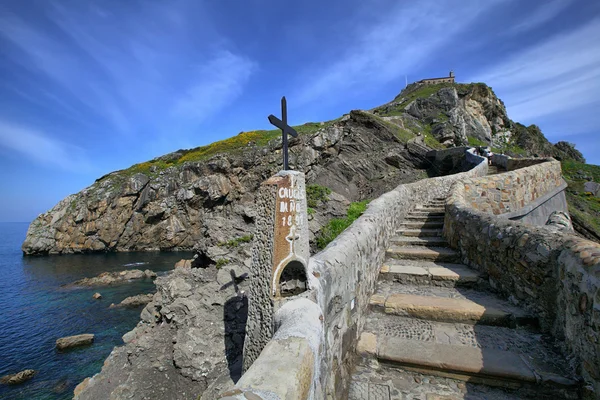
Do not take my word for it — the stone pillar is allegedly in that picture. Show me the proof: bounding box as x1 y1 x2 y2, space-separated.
242 170 310 372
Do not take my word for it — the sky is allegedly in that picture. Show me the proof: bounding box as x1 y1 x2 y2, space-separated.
0 0 599 223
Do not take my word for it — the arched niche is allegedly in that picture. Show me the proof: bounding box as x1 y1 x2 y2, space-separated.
278 260 308 298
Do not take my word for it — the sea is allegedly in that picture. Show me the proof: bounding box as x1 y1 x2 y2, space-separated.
0 222 193 400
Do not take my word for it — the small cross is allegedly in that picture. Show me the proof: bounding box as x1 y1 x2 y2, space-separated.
268 96 298 170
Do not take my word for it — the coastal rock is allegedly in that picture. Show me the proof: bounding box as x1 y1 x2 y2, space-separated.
0 369 36 385
56 334 94 350
65 269 156 287
23 110 432 256
109 293 154 308
92 292 102 299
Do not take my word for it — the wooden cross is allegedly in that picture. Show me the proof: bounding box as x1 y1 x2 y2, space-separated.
268 96 298 170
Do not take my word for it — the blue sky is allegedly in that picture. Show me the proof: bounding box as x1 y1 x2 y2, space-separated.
0 0 599 223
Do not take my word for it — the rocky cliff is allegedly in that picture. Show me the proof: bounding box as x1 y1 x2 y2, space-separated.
22 110 429 257
372 82 585 163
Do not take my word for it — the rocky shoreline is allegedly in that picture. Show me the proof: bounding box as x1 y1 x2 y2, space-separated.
73 254 252 399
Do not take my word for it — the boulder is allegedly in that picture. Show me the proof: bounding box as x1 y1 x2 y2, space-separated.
0 369 36 385
92 292 102 299
65 269 156 287
584 181 600 197
109 294 154 308
56 334 94 350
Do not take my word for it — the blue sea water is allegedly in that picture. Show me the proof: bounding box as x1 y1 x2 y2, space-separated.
0 222 193 400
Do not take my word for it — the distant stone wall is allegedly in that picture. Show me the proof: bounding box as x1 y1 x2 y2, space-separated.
491 154 550 172
223 150 488 399
418 77 455 85
445 162 600 395
461 159 564 216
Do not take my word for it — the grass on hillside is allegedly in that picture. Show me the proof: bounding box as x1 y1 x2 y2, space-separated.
316 200 370 250
306 184 331 208
118 120 339 178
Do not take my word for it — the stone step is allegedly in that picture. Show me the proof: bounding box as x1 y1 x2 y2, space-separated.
396 228 443 237
400 221 444 229
370 283 536 327
387 246 458 262
379 260 482 287
407 210 446 217
390 236 448 247
426 201 445 206
405 214 445 220
357 322 579 394
415 206 445 213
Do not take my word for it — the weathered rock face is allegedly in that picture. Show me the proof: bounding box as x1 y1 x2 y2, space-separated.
23 111 428 256
375 83 511 147
373 83 585 164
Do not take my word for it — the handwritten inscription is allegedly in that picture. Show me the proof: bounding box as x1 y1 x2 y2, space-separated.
277 175 305 227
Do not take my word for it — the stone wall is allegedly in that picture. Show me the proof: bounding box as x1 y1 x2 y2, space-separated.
223 150 488 399
445 163 600 395
460 159 564 216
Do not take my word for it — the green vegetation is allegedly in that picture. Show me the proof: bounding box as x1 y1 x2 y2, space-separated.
215 258 230 269
108 120 340 180
306 184 332 208
218 234 254 248
307 207 315 215
561 160 600 238
316 200 370 250
466 136 526 156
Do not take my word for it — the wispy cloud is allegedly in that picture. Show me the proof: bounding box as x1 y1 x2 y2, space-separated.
0 121 91 172
470 18 600 122
172 51 257 122
0 1 257 141
508 0 574 34
293 0 507 105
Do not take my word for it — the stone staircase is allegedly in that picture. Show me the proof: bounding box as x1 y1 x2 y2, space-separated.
349 198 581 400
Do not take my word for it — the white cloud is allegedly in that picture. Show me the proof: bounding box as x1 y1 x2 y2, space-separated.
293 0 508 105
470 18 600 121
171 51 257 122
0 121 92 172
508 0 574 34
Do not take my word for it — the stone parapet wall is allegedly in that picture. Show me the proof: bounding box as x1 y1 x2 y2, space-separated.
507 157 549 170
445 163 600 395
311 153 487 398
461 159 563 215
223 150 488 399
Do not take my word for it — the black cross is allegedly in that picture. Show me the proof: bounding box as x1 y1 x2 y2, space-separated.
268 96 298 170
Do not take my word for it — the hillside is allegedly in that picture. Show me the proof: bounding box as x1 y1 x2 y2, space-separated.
23 82 596 259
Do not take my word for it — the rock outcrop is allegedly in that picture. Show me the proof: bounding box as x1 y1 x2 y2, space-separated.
372 83 586 163
1 370 36 385
64 269 156 287
56 334 94 350
109 293 154 308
